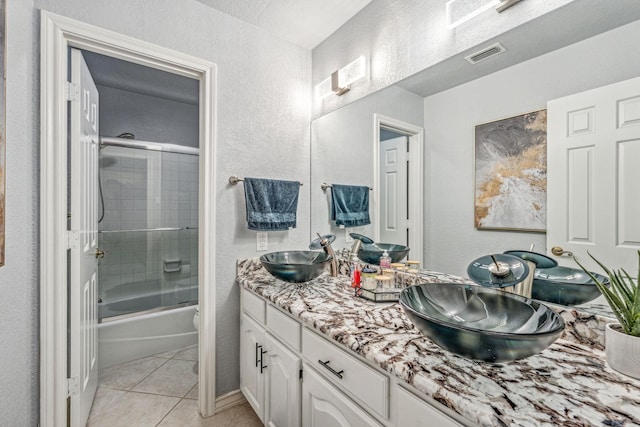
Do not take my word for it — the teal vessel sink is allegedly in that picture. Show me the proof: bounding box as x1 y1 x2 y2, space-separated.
358 243 409 265
399 283 565 362
259 251 332 283
533 266 609 306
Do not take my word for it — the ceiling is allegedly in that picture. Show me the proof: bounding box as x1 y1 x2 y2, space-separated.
83 51 200 105
194 0 373 49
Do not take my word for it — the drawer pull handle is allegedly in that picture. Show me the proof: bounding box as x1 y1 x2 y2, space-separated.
255 343 261 367
318 360 344 379
260 349 268 373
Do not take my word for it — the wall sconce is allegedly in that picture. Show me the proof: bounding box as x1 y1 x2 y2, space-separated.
446 0 524 29
317 56 367 99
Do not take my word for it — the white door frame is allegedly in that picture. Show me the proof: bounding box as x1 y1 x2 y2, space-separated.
40 11 218 426
373 114 424 264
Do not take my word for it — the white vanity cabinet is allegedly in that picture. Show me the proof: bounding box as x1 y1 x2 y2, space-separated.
240 313 267 422
301 328 388 419
240 290 301 427
264 333 301 427
302 364 383 427
240 287 467 427
395 385 463 427
240 313 266 420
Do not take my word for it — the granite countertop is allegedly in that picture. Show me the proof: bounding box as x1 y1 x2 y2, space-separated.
236 258 640 427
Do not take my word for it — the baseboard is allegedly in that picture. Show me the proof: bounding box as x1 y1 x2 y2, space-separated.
215 389 247 413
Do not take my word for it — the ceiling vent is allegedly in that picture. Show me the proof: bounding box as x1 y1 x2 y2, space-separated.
465 43 506 64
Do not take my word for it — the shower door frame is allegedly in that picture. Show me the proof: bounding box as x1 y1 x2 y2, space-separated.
40 11 218 425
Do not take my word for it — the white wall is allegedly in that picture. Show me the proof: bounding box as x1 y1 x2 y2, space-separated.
0 0 310 423
424 19 640 277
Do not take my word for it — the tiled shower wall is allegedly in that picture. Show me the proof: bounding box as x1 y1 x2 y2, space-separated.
98 146 198 319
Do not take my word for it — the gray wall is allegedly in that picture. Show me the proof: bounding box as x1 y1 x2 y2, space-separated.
97 85 200 146
0 0 310 424
424 19 640 277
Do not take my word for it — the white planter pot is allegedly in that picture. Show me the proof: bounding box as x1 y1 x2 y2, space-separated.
605 323 640 380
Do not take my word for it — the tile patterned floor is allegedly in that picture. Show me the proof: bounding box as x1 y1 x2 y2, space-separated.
88 345 262 426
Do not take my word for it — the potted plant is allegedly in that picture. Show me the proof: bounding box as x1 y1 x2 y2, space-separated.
574 250 640 379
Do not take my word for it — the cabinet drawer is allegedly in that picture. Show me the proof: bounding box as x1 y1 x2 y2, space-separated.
242 288 265 324
266 305 301 351
396 385 463 427
302 328 389 419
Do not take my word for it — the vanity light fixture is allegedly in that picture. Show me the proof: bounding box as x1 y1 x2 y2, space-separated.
446 0 524 29
317 56 367 99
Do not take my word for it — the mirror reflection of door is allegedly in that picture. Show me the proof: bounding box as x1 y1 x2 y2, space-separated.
379 130 409 246
547 76 640 274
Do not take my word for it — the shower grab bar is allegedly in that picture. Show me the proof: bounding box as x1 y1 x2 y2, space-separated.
98 227 197 234
321 183 373 192
228 175 303 186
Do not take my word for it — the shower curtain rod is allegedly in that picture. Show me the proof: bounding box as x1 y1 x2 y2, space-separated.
100 136 200 156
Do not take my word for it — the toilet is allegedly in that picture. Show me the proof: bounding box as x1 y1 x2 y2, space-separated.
193 306 199 331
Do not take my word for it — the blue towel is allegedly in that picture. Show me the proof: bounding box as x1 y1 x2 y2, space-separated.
244 177 300 231
330 184 371 227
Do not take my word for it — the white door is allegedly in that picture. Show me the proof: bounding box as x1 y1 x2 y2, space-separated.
301 365 382 427
379 136 408 245
69 49 100 426
264 333 301 427
548 76 640 273
240 314 266 422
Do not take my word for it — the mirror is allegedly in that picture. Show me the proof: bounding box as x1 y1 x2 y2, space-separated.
310 18 640 318
310 84 425 262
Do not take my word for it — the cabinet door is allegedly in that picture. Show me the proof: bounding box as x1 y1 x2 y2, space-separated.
396 385 462 427
240 314 266 421
264 333 301 427
302 364 383 427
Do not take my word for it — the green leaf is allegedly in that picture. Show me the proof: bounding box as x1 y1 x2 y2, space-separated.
573 252 640 337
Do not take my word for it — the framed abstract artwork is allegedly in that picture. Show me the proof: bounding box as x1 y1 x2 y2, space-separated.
474 109 547 232
0 0 5 266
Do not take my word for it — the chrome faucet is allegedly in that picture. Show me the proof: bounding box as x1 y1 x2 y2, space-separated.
310 233 338 277
348 233 373 258
350 239 363 258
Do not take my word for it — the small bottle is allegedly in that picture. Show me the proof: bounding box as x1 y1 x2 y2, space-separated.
379 250 391 269
350 255 361 289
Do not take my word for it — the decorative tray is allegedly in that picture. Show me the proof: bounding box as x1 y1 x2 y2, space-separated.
359 287 401 302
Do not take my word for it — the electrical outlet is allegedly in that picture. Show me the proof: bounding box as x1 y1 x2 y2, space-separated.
257 232 268 251
345 229 353 243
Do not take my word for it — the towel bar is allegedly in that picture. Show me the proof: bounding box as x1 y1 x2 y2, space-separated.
321 183 373 191
229 175 303 186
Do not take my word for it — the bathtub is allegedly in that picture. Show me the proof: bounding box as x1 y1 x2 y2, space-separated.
98 279 198 320
98 305 198 369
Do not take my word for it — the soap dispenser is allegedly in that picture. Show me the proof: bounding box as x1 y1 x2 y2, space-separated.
379 250 391 269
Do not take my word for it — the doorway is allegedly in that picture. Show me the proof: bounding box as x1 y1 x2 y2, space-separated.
69 47 201 426
373 114 424 264
40 12 217 426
